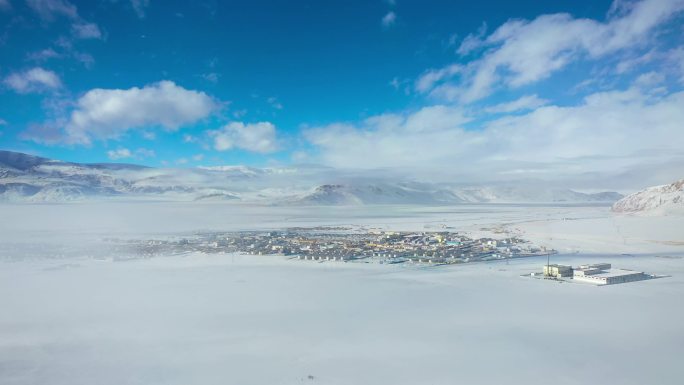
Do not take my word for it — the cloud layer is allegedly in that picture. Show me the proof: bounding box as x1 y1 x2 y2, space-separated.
305 85 684 183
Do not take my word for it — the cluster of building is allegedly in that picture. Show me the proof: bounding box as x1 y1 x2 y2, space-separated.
542 262 652 285
119 228 555 265
233 230 555 264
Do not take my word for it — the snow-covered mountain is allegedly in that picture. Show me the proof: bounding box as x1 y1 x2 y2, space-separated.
1 150 624 205
450 186 623 204
289 184 623 206
0 150 250 202
612 179 684 215
290 183 462 205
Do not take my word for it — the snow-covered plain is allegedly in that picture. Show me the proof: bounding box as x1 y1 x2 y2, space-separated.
1 202 683 385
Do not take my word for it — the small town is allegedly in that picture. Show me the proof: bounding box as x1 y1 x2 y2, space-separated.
118 227 556 265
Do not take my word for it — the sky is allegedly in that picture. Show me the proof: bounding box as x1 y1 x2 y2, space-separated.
0 0 683 186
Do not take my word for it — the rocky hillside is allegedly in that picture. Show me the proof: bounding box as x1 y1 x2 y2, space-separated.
612 179 684 215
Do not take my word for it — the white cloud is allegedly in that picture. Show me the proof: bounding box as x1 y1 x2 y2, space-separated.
26 48 61 61
209 121 278 154
107 147 155 160
72 22 102 39
192 153 204 161
26 0 78 20
304 105 472 169
291 151 309 163
381 11 396 28
232 109 247 119
0 118 7 125
633 71 665 88
3 67 61 93
130 0 150 18
73 52 95 68
484 94 549 114
457 22 487 56
135 148 155 158
267 96 283 110
0 0 11 12
667 47 684 84
304 87 684 183
419 0 684 103
107 148 132 160
415 64 462 93
25 81 218 145
67 81 217 144
615 49 657 74
141 131 156 140
202 72 219 83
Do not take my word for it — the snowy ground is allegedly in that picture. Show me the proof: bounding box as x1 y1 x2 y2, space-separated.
1 202 683 384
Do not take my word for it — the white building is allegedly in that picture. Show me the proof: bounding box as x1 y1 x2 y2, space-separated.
573 265 648 285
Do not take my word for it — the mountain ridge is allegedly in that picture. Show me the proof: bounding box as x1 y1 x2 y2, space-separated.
1 150 625 205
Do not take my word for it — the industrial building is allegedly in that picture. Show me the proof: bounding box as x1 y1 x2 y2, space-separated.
543 264 573 278
572 263 649 285
536 262 653 285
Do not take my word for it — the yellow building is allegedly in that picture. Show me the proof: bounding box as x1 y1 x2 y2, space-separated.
543 264 573 278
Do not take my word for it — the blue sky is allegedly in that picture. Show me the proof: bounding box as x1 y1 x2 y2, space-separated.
0 0 683 184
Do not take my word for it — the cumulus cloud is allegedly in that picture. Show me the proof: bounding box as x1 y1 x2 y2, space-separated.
381 11 396 28
71 22 102 39
24 81 218 145
209 122 278 154
418 0 684 103
304 86 684 183
3 67 61 93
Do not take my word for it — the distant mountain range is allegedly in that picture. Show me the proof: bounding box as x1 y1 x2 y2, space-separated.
292 183 623 206
1 150 625 205
612 179 684 215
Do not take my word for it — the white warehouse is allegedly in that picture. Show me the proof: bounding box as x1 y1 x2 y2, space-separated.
573 263 649 285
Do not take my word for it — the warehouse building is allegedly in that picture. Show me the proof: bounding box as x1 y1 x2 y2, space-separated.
573 263 649 285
